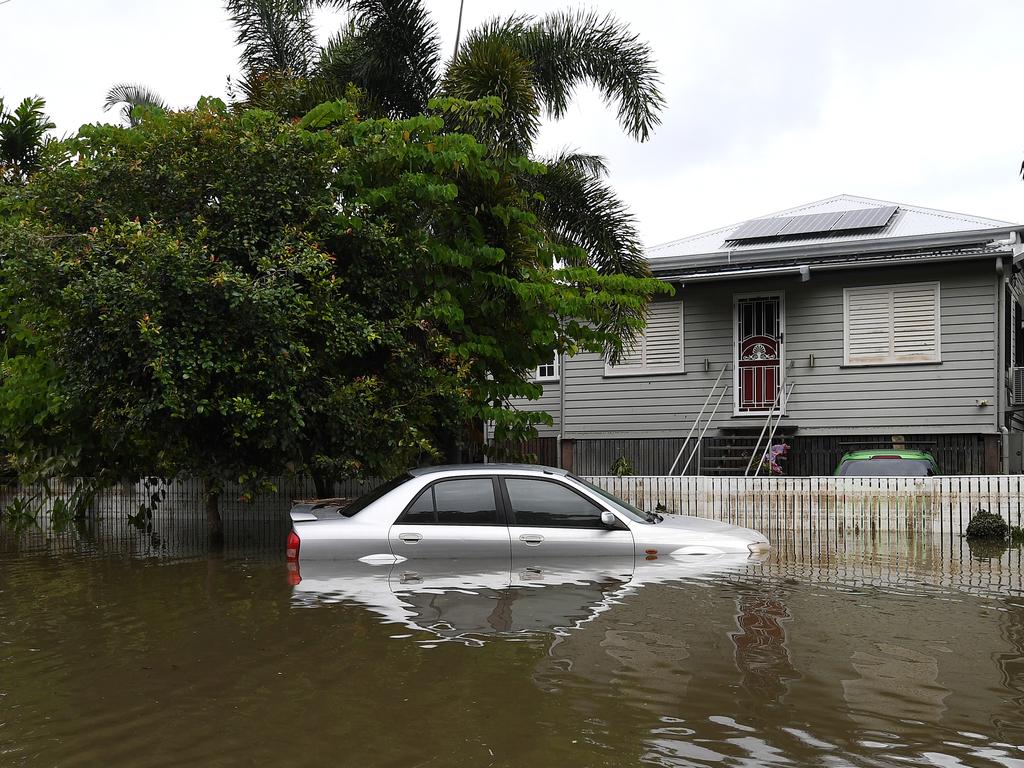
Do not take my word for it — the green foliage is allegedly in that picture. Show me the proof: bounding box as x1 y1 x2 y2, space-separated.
3 495 39 534
49 483 97 534
0 100 661 491
528 149 649 336
609 455 633 476
1 479 98 536
0 96 56 183
220 1 661 284
1010 525 1024 545
103 83 170 127
965 508 1009 540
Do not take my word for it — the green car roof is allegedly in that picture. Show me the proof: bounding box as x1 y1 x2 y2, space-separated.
838 449 936 462
834 448 940 476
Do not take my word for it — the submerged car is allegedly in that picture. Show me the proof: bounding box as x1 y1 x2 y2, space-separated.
834 449 939 477
286 464 771 562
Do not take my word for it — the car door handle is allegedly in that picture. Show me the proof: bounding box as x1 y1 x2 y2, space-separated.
400 571 422 585
398 533 422 543
519 534 544 545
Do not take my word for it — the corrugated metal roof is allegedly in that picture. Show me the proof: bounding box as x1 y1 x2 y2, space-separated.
647 194 1017 262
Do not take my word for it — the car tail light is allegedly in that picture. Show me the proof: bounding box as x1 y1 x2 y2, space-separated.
870 455 901 460
286 529 300 561
286 560 302 586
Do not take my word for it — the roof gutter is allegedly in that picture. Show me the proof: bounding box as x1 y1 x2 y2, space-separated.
658 249 1009 284
649 224 1024 274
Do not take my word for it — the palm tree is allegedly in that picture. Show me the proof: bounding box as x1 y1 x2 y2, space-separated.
224 0 663 279
103 83 170 127
0 96 56 183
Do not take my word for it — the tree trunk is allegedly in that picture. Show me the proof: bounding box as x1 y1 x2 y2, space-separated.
203 477 224 550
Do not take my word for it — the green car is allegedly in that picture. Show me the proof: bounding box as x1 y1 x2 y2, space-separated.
834 449 939 477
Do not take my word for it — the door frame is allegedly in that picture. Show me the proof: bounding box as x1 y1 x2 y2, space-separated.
733 291 786 417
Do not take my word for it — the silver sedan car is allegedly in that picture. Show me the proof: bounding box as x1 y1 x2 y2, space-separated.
287 464 770 562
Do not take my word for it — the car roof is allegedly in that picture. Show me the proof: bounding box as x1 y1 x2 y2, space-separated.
838 449 936 462
408 463 568 477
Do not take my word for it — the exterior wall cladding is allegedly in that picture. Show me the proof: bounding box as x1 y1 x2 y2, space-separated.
516 259 1004 475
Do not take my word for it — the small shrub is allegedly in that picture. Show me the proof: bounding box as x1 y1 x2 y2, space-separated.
655 502 667 513
3 496 40 534
965 508 1008 540
609 455 633 476
1011 526 1024 545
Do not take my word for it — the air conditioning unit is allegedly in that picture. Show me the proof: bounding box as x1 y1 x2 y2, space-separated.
1013 368 1024 406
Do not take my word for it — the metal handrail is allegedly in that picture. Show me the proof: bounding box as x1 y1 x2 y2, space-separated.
752 382 796 477
678 383 730 477
667 364 730 476
744 376 787 476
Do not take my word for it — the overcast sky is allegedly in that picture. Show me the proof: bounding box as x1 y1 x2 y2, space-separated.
4 0 1024 246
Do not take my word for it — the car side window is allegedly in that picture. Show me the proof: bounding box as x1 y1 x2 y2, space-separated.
505 479 605 529
397 479 499 525
402 487 436 524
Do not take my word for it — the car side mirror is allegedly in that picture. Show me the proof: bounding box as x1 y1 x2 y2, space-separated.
601 511 620 528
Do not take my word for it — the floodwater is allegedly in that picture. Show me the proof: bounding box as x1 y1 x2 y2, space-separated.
1 518 1022 767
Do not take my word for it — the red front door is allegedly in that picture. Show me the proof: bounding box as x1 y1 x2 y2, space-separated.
736 296 783 413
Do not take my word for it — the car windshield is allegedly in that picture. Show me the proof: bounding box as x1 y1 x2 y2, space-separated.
837 459 934 477
568 474 658 523
341 474 413 516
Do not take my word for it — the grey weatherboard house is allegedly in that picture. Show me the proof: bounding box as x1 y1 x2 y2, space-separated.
514 195 1024 476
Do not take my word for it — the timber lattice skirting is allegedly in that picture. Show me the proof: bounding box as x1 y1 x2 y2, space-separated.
567 433 994 476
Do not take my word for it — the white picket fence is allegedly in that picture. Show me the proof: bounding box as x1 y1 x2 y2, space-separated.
585 475 1024 541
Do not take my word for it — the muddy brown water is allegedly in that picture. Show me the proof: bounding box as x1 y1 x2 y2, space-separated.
1 517 1022 767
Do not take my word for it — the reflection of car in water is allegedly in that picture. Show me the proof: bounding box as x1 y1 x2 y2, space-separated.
290 553 758 643
834 449 939 477
286 464 770 563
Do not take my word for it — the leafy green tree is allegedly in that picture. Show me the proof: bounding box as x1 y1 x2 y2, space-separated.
0 96 56 183
223 0 662 281
0 99 664 541
103 83 170 126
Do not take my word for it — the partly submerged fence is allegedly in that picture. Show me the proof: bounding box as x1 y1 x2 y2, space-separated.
587 475 1024 543
2 474 1022 556
0 476 381 557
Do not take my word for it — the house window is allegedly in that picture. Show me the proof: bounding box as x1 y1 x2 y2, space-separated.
535 354 559 382
605 300 684 376
844 282 940 366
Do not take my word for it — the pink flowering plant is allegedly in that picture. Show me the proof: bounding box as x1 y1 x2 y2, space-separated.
760 443 789 475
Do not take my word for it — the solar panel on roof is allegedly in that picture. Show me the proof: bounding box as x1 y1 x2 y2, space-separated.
726 205 899 242
777 212 844 236
727 217 788 240
831 205 898 231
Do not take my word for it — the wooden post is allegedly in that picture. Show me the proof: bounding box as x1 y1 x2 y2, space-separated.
560 438 575 473
984 434 1001 474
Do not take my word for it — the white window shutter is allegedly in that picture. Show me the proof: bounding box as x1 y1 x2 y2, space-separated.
892 285 939 359
645 302 684 369
606 300 684 374
846 288 892 362
845 283 940 365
